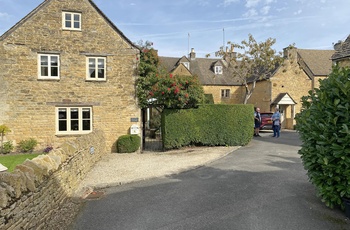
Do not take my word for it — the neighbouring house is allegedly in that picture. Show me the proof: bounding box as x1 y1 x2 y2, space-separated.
0 0 140 152
160 47 334 129
331 34 350 67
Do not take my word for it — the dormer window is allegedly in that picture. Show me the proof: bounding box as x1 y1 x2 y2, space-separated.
62 12 81 30
215 66 223 74
182 62 190 70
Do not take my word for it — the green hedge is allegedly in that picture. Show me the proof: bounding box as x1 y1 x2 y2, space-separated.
116 134 141 153
162 104 254 149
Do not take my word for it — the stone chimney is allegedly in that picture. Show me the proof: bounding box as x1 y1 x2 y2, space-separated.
189 48 196 60
333 40 343 51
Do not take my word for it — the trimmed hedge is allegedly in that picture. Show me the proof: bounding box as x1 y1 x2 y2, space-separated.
116 134 141 153
162 104 254 149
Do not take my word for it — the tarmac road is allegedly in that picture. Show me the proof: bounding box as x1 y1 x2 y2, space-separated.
71 131 349 230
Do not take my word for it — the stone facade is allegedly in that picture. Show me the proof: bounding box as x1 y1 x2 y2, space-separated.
0 0 140 152
0 130 106 229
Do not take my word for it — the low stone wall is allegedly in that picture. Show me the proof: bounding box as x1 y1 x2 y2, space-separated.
0 130 107 229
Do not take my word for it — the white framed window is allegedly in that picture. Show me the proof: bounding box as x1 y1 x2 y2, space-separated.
38 54 59 79
221 89 230 98
62 12 81 30
87 57 106 80
56 107 92 134
181 62 190 70
215 66 223 74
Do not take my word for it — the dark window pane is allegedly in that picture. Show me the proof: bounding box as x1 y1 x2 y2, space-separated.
74 22 80 29
71 109 79 119
98 69 104 78
82 109 90 118
59 121 67 131
41 67 48 76
59 109 67 119
89 69 95 78
51 67 58 77
98 59 104 68
89 58 95 68
41 56 48 66
83 120 91 131
71 120 79 131
51 56 58 66
65 14 71 21
74 14 80 21
65 21 71 28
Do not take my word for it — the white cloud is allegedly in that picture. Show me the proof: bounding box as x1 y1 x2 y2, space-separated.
245 0 261 8
294 9 302 15
221 0 239 7
260 6 270 15
243 8 258 17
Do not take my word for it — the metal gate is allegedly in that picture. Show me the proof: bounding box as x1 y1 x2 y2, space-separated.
141 106 163 151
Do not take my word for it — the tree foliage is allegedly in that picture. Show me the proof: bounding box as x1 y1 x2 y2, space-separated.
211 34 284 104
295 66 350 209
136 40 204 109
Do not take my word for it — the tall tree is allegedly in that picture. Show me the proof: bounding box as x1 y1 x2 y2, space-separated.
210 34 284 104
136 41 204 109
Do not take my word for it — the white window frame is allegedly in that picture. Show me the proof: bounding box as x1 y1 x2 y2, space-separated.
86 57 106 81
181 62 190 70
62 12 81 30
215 66 223 74
221 89 230 98
38 54 60 79
56 107 92 135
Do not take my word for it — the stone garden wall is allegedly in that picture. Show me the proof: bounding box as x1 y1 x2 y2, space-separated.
0 130 106 229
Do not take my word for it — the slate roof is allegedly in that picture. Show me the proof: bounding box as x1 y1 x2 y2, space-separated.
159 56 242 86
297 49 334 76
0 0 138 49
331 34 350 60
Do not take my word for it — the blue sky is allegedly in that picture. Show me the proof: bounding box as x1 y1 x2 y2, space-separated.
0 0 349 57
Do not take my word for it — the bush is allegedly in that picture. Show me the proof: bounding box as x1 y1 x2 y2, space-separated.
1 141 14 154
295 66 350 209
204 94 214 104
116 135 141 153
18 138 38 153
162 104 254 149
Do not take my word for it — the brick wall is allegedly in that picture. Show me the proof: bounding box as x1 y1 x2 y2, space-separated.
0 0 140 153
0 130 106 229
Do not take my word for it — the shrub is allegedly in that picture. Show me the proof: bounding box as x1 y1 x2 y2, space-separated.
295 66 350 209
204 94 214 104
116 135 141 153
18 138 38 153
1 141 14 154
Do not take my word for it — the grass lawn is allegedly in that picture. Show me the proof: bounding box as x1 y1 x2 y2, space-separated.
0 153 42 172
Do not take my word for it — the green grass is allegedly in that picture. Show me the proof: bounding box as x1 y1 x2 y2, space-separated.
0 153 42 172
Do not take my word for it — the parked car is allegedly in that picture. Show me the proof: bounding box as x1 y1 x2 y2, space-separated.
260 112 273 130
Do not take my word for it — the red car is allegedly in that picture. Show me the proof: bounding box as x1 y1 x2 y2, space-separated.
260 112 273 130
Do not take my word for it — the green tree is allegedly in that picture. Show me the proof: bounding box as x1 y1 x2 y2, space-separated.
209 34 284 104
136 40 204 109
295 66 350 209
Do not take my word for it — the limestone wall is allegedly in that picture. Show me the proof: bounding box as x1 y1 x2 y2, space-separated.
0 130 106 229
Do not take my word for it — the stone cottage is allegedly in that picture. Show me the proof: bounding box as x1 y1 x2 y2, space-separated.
0 0 140 152
160 47 334 129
